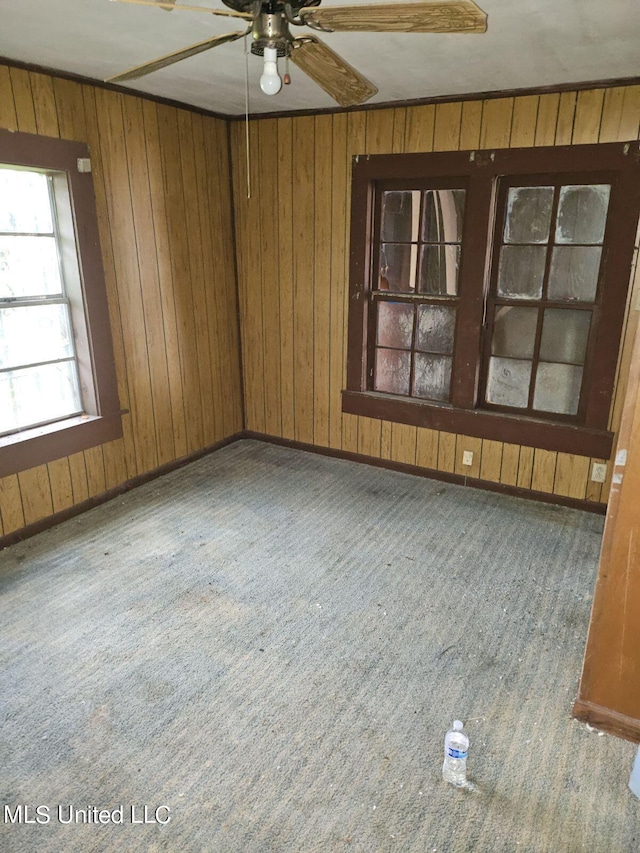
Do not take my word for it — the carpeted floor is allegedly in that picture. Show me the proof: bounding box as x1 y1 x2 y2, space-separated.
1 439 638 853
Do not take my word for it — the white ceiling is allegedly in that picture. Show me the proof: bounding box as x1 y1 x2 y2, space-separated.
0 0 638 117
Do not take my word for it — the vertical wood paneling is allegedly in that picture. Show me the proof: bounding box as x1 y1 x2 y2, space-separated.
292 116 316 445
0 67 18 130
329 113 348 449
98 89 159 474
258 119 283 438
0 475 25 535
433 102 462 151
480 98 514 148
458 101 483 150
510 95 539 147
572 89 605 144
341 111 367 454
277 117 296 440
81 84 137 483
535 93 560 146
555 92 577 144
0 67 242 540
18 467 54 526
142 100 188 459
10 68 37 133
313 115 333 448
47 459 74 515
123 95 176 466
403 104 435 153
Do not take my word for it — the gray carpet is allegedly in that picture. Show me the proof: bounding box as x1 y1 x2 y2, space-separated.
1 439 638 853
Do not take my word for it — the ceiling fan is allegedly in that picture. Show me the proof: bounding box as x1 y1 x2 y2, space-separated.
107 0 487 107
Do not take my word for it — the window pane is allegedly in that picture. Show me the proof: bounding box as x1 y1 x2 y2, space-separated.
497 245 546 299
547 245 601 303
413 353 451 401
379 243 417 292
533 363 583 415
418 244 460 295
0 169 53 234
422 189 465 243
381 190 420 243
374 348 411 395
0 360 81 434
504 186 554 244
491 306 538 359
416 304 456 354
486 357 532 408
376 302 414 349
0 303 75 370
539 308 591 365
555 185 611 244
0 236 62 298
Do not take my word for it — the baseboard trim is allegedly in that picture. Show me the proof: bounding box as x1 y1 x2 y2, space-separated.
0 432 243 551
1 429 607 550
242 431 607 515
573 699 640 744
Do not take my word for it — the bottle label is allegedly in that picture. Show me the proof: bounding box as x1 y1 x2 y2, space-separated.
447 748 468 759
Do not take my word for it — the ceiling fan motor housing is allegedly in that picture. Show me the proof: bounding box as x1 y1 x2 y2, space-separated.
251 11 291 57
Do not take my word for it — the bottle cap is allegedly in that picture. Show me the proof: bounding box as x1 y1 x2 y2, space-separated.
453 720 464 730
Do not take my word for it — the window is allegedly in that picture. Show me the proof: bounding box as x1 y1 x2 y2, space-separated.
0 129 122 478
344 142 640 458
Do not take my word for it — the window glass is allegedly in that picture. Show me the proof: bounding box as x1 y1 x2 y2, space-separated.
548 246 602 302
376 301 414 349
555 185 611 244
0 169 53 233
374 348 411 395
504 186 554 244
418 244 460 295
0 165 83 437
497 245 546 299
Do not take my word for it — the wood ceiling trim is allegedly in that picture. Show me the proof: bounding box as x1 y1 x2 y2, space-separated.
1 53 639 122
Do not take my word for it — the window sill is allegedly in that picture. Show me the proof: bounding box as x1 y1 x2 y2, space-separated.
342 390 613 459
0 412 125 478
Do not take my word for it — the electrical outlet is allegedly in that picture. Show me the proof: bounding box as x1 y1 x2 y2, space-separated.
591 462 607 483
462 450 474 467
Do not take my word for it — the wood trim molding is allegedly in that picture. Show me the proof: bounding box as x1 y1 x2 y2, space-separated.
0 56 230 122
232 75 640 122
0 430 606 552
2 55 639 124
573 700 640 744
0 433 242 551
342 390 615 459
242 431 607 514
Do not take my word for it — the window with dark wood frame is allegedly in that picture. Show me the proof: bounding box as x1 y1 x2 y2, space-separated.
0 129 122 477
343 142 640 459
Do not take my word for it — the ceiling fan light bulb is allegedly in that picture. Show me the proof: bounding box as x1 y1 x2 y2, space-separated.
260 47 282 96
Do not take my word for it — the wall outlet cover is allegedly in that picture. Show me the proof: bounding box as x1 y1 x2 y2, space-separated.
591 462 607 483
462 450 473 467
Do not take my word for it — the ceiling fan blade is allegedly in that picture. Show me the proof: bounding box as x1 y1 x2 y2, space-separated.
106 28 250 82
299 0 487 33
108 0 253 21
290 37 377 107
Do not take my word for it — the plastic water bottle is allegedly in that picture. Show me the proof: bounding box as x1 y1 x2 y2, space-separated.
443 720 469 786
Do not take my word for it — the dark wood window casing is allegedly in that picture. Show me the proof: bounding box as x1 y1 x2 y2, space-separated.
0 129 122 477
343 142 640 459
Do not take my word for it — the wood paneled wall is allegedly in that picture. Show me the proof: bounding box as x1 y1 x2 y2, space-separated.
0 66 243 538
230 85 640 507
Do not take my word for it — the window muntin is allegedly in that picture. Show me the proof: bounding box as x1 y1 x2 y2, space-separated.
345 143 640 459
372 186 465 402
483 180 611 420
0 166 83 436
